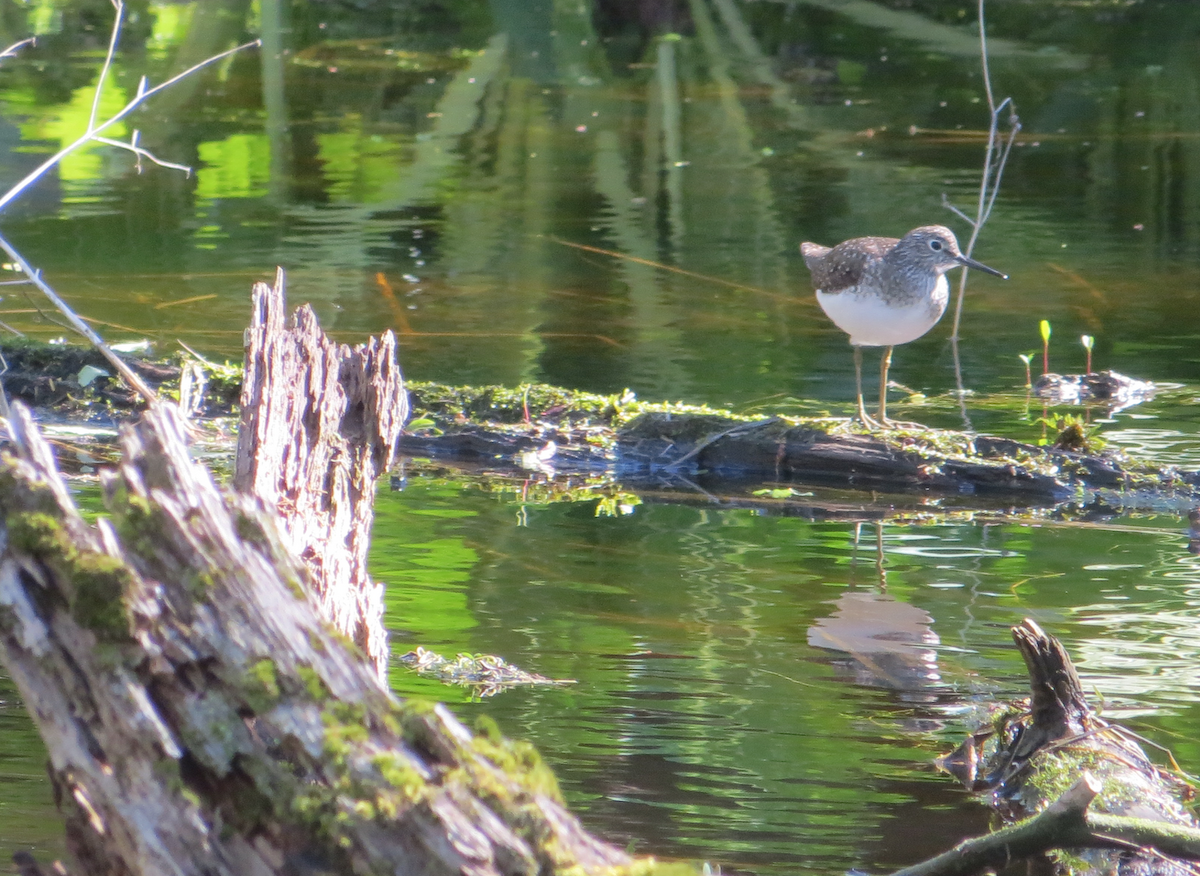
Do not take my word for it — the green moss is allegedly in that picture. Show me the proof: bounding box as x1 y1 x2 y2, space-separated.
6 511 133 641
408 382 619 426
71 552 132 637
111 493 170 575
471 730 562 802
187 570 216 599
306 628 328 655
371 752 425 800
243 658 281 713
283 574 307 601
234 512 268 546
325 624 365 660
322 702 369 760
297 664 330 701
395 699 453 759
407 381 747 434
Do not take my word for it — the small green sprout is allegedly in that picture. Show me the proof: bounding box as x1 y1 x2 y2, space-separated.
1081 334 1094 374
1018 352 1033 388
1039 320 1052 374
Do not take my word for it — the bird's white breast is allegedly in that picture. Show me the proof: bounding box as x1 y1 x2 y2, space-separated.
816 275 949 347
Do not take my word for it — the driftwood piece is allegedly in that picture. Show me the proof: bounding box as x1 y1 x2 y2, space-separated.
235 269 407 678
926 619 1199 876
0 401 629 875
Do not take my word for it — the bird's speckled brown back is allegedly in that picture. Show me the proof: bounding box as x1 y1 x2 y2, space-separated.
800 236 898 294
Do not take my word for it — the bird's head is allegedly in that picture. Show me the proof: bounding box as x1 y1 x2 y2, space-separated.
895 226 1007 279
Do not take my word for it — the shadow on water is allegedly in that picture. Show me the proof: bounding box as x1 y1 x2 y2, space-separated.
4 1 1200 872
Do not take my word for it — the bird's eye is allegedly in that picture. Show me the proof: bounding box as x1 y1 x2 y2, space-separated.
929 239 943 251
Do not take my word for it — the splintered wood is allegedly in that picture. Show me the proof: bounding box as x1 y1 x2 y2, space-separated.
235 269 407 678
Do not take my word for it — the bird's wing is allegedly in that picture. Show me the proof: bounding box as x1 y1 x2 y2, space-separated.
801 236 896 293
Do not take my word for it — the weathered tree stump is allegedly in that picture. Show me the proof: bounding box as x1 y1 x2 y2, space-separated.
235 269 407 678
922 619 1200 876
0 402 631 875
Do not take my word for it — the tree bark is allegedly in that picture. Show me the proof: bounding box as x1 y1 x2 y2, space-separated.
0 401 629 875
235 268 407 679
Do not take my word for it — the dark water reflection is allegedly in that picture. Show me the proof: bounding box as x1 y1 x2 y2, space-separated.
3 0 1200 871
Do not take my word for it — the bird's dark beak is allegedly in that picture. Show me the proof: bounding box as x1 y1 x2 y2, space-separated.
956 254 1008 280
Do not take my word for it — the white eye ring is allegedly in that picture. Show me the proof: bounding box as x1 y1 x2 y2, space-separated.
929 239 943 251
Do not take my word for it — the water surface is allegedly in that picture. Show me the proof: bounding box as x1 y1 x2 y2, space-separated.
4 1 1200 872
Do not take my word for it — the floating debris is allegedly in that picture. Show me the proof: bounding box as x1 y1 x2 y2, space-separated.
399 646 575 697
1033 369 1155 412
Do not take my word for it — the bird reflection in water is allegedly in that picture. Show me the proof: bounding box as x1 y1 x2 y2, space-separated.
806 523 942 703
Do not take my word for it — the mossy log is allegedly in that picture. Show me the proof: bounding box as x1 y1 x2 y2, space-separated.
0 402 634 875
400 384 1200 510
234 270 407 679
919 619 1200 876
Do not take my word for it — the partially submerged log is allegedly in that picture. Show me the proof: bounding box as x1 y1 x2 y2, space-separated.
923 619 1200 875
399 383 1200 511
235 269 407 679
0 402 632 875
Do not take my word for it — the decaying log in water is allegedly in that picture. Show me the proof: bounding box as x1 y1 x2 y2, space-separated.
917 619 1200 876
235 269 407 679
0 403 631 875
399 384 1200 511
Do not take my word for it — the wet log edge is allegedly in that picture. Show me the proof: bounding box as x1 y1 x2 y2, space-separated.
889 774 1200 876
400 407 1200 509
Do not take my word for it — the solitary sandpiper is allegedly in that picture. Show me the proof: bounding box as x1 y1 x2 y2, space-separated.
801 225 1007 426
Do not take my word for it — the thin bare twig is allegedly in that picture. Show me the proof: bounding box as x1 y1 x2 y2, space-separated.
945 0 1022 427
88 0 124 133
0 33 259 216
0 233 156 403
93 133 193 175
0 37 35 61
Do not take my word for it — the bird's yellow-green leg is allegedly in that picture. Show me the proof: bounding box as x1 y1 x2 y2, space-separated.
878 345 894 425
853 345 880 428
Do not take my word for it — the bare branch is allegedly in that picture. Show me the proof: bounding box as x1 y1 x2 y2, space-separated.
946 0 1020 423
940 193 974 226
0 36 35 61
93 134 193 175
0 37 260 216
89 0 125 133
0 232 157 404
0 9 259 409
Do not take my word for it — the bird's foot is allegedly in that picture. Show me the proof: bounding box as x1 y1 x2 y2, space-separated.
876 415 933 432
854 408 883 430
